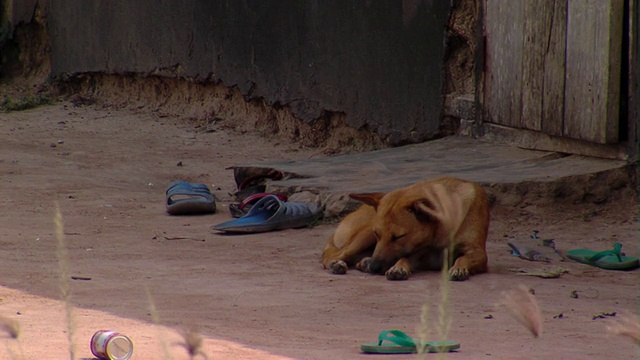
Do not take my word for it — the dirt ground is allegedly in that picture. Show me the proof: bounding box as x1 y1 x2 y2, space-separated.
1 100 639 359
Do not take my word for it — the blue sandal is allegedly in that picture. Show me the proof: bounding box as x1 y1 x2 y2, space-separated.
211 195 319 233
165 181 216 215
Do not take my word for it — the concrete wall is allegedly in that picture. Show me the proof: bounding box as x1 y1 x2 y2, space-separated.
44 1 450 145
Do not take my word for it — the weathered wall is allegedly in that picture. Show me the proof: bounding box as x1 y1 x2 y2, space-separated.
44 1 450 145
1 0 49 79
1 0 39 32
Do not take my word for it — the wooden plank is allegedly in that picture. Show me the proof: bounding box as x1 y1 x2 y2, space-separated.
483 0 525 129
626 0 639 159
520 0 544 131
540 0 567 136
564 0 623 144
479 122 629 160
521 0 563 132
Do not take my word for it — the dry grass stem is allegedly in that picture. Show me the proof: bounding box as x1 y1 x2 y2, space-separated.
502 285 543 337
55 202 76 360
0 315 20 339
180 330 208 360
416 247 454 358
416 287 432 356
433 248 453 359
606 312 640 345
0 315 25 359
436 248 452 360
145 286 174 360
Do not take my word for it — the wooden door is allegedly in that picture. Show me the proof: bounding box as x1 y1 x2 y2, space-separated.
482 0 624 144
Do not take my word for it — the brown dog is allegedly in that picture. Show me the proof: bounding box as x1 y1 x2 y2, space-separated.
321 177 490 281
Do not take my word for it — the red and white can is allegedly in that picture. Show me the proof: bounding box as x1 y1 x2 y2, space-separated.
90 330 134 360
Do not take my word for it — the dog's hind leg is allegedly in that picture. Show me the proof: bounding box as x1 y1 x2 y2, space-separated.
322 232 376 274
322 205 377 274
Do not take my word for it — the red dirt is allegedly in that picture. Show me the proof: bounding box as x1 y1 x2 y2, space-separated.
1 102 638 359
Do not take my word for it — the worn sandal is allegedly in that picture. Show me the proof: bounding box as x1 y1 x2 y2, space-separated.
229 193 289 218
212 195 319 233
165 181 216 215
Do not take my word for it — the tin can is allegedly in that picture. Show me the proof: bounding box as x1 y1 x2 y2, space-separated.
90 330 134 360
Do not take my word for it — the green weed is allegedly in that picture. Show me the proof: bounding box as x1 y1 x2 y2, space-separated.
1 93 51 112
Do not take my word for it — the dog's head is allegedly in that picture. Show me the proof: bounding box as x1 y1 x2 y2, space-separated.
350 182 467 274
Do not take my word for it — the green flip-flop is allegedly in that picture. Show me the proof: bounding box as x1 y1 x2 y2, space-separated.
566 243 639 270
360 330 460 354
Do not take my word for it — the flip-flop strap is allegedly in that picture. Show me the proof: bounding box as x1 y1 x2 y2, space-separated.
166 182 211 196
586 243 623 262
377 330 416 347
238 193 288 210
242 195 283 217
167 188 213 199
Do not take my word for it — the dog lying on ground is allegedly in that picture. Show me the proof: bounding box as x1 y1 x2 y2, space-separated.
322 177 490 281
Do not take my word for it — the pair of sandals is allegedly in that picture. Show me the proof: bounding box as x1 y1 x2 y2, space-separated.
165 170 320 233
165 171 284 216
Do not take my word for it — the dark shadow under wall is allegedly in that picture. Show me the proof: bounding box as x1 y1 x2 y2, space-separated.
0 1 50 82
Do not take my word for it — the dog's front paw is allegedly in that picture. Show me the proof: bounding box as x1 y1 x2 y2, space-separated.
328 260 348 274
449 266 470 281
385 266 410 280
355 257 374 273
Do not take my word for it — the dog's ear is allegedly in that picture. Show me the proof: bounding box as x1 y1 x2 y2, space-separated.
412 199 438 223
413 183 467 242
349 192 385 209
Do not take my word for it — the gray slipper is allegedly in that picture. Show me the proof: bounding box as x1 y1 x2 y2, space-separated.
211 195 320 233
166 181 216 215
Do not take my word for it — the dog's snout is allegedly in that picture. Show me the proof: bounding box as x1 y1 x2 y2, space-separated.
368 259 385 274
